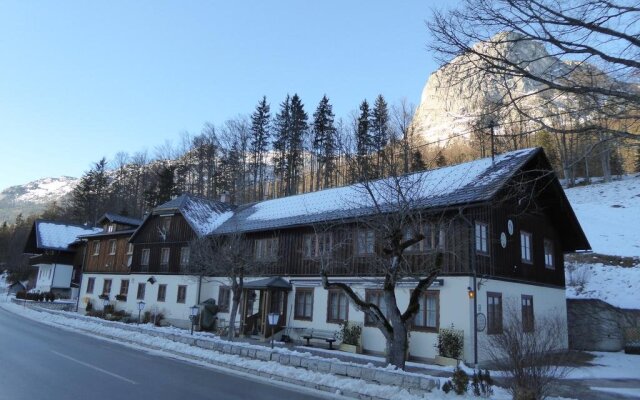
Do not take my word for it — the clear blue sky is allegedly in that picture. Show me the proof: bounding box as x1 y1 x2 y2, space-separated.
0 1 445 189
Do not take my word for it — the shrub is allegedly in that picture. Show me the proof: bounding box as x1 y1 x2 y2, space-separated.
143 311 165 326
451 366 469 395
441 381 452 394
16 291 26 300
471 369 494 398
115 294 127 302
104 304 115 314
437 325 464 359
485 307 571 400
337 321 362 346
85 300 93 312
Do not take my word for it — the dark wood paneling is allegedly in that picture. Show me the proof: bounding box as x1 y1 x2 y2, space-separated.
84 235 131 273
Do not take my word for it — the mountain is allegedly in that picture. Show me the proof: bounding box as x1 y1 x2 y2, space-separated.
0 177 78 224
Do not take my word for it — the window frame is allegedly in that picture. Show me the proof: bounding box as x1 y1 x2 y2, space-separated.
218 286 230 312
520 231 533 264
180 246 190 267
136 283 145 300
254 238 279 261
86 277 95 294
544 239 554 269
177 285 187 304
119 279 129 296
355 229 375 256
92 241 100 256
160 247 170 266
157 284 167 302
475 222 489 255
411 290 440 332
108 239 117 255
326 289 349 324
364 289 386 327
487 292 503 335
294 288 314 321
521 295 534 333
102 279 112 296
303 233 333 259
141 248 150 266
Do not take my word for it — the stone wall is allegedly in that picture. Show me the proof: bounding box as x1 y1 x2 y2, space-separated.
10 297 76 312
567 299 640 351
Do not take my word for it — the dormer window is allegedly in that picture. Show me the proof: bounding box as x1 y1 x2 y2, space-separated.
107 224 116 233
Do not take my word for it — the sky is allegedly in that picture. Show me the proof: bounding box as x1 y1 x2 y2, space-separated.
0 1 447 189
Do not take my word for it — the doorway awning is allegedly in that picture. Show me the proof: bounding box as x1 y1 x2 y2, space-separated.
243 277 292 290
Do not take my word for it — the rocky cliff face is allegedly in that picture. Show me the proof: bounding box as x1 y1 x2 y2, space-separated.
411 32 596 146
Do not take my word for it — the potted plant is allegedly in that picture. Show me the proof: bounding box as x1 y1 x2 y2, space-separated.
338 321 363 353
98 293 109 300
115 294 127 302
435 325 464 366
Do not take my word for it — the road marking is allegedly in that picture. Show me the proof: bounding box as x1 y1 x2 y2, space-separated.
51 350 137 385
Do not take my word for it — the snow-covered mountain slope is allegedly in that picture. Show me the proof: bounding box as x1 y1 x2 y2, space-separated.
565 175 640 258
0 176 78 224
564 174 639 309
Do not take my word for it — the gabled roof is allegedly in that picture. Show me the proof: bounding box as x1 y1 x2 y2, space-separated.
97 213 142 227
77 229 137 239
27 220 102 252
214 148 541 234
131 194 234 240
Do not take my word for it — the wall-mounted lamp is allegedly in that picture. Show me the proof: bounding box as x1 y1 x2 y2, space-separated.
467 286 475 299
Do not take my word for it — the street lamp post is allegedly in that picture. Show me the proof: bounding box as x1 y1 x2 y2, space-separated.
189 305 199 335
137 301 146 324
267 313 280 349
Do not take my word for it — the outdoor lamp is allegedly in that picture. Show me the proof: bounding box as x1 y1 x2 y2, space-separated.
467 287 475 299
189 305 199 335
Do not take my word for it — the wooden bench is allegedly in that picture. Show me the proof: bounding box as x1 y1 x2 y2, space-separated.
301 328 338 349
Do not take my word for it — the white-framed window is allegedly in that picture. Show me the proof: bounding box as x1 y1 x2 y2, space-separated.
108 239 117 255
356 229 375 256
126 243 134 267
475 222 489 254
160 248 170 265
303 233 332 258
413 290 439 331
141 248 150 266
294 288 314 320
107 224 116 233
180 247 190 266
162 216 171 232
136 283 145 300
255 238 278 261
177 285 187 304
544 239 554 269
327 289 348 323
92 241 100 256
521 231 532 264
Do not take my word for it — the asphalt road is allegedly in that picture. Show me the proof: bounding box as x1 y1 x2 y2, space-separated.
0 307 328 400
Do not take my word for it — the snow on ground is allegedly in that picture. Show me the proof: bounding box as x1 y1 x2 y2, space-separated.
565 175 640 257
565 261 640 309
566 352 640 380
0 301 516 400
590 387 640 398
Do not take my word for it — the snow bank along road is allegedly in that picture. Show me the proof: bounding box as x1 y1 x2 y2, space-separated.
0 307 329 400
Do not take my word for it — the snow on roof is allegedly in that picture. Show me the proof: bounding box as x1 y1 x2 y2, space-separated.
214 148 539 233
36 221 102 251
98 213 142 227
149 194 235 237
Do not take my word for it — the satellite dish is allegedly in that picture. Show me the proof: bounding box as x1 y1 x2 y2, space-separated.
500 232 507 248
507 220 514 235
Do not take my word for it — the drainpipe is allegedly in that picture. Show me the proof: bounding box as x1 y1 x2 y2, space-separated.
196 274 202 305
458 208 478 367
51 251 59 294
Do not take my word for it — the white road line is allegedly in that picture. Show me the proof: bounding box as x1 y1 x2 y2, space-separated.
51 350 138 385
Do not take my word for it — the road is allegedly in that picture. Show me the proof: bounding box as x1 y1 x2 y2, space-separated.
0 307 328 400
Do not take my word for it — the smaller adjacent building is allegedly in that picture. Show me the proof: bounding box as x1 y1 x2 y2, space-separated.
24 220 102 298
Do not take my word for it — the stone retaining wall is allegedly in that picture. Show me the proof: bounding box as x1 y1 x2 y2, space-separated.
32 307 439 395
567 298 640 351
10 297 76 312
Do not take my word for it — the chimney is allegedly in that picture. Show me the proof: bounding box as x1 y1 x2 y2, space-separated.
220 191 231 203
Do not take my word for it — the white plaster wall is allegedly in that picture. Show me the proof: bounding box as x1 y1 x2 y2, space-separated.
35 264 53 292
52 265 72 289
35 264 73 292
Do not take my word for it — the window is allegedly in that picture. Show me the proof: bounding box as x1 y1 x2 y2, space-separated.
136 283 145 300
177 285 187 304
475 222 489 254
356 230 375 256
108 239 117 255
107 224 116 233
303 233 332 258
487 292 503 334
522 295 534 332
255 238 278 261
327 289 348 323
521 231 532 263
141 249 150 266
218 286 230 312
127 243 134 267
294 288 314 320
102 279 112 296
365 289 386 326
92 241 100 256
86 277 95 294
119 279 129 296
413 291 439 331
180 247 190 267
157 284 167 302
544 239 554 269
162 216 171 232
160 248 170 265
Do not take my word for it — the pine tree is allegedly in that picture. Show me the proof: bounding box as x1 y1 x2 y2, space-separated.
288 94 308 195
312 95 337 189
250 97 271 201
411 149 426 172
273 95 291 197
144 164 178 209
370 95 390 176
69 158 110 225
356 100 371 158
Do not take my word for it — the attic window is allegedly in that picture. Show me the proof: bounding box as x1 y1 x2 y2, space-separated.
162 217 171 232
107 224 116 233
92 241 100 256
